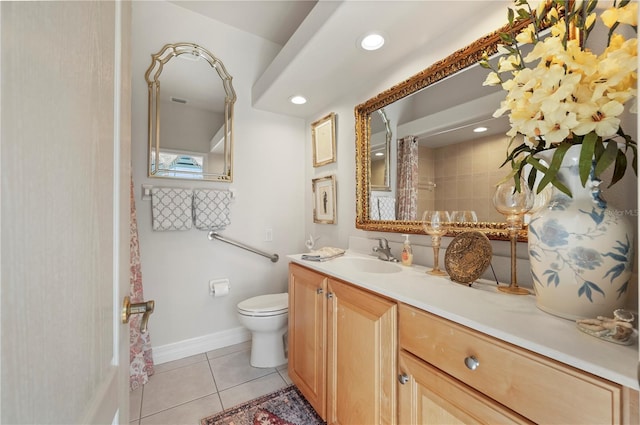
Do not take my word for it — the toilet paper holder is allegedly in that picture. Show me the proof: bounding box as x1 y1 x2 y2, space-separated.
209 278 230 297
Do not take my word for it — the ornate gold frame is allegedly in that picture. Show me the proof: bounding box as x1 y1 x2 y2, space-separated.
355 20 531 242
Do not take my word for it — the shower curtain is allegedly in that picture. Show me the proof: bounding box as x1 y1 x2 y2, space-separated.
397 136 418 220
129 177 155 390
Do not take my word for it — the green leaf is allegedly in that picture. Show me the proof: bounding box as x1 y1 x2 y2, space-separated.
526 155 571 196
508 7 515 25
579 133 597 186
537 143 569 188
594 141 618 177
609 149 628 188
527 166 538 191
500 33 513 44
586 0 598 14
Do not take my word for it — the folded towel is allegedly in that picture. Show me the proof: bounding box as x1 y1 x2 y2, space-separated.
301 247 346 262
151 187 193 231
377 196 396 220
370 196 396 220
193 189 231 230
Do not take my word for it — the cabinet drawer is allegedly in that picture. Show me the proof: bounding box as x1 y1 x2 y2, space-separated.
399 303 623 425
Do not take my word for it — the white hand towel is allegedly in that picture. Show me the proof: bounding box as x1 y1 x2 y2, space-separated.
151 187 193 231
301 247 346 262
193 189 231 230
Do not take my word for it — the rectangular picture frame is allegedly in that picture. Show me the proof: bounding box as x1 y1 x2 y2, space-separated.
311 112 336 167
312 175 336 224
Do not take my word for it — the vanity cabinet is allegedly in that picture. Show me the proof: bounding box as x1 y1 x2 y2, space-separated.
288 263 397 424
398 303 636 425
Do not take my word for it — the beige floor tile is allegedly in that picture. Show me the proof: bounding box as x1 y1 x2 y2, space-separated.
209 349 274 390
205 341 251 360
278 365 293 385
129 387 143 422
218 372 287 409
141 361 216 417
153 353 207 374
140 394 223 425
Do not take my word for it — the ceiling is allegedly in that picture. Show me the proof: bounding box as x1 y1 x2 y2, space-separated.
169 0 507 120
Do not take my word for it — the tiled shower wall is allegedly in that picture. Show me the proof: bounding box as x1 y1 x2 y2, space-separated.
418 133 509 222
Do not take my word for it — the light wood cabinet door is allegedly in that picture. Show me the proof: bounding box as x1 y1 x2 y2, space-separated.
288 263 327 418
398 350 532 425
326 278 397 425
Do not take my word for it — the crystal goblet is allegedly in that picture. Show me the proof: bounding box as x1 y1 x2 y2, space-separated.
451 210 478 224
492 179 535 295
421 210 451 276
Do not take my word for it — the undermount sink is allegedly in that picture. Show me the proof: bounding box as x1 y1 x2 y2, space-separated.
333 257 402 274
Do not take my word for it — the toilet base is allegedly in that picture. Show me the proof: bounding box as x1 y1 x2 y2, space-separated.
250 328 287 368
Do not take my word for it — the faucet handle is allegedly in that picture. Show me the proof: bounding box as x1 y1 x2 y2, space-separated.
376 237 389 249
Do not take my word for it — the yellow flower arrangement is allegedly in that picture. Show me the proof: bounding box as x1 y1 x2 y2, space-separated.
482 0 637 196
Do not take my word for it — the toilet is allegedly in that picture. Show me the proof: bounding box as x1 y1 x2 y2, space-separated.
237 293 288 368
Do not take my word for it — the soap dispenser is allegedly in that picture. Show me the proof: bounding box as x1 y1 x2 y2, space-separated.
401 234 413 266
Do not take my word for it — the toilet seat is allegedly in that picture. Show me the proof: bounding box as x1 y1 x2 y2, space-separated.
237 293 288 317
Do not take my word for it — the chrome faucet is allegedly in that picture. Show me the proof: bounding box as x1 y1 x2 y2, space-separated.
373 238 397 262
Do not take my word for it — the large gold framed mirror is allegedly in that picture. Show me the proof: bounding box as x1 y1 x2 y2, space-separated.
355 20 531 241
146 42 236 182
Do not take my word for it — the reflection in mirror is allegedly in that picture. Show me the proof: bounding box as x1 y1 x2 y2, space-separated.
355 20 532 241
370 109 391 191
146 42 236 182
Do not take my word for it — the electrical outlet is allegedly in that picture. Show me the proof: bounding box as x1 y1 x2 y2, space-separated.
265 228 273 242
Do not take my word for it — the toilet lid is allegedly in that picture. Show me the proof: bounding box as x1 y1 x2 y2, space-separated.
237 293 288 315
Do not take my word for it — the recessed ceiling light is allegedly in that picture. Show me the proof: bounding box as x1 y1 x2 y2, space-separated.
374 152 384 157
473 126 488 133
290 95 307 105
360 33 385 51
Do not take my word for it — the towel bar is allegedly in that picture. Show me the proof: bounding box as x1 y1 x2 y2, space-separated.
208 232 279 263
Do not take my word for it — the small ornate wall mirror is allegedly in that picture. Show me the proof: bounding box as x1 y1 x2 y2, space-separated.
145 42 236 182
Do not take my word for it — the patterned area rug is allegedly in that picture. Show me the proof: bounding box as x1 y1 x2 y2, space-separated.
201 385 325 425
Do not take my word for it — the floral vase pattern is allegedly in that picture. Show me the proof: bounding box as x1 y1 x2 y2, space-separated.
528 145 634 321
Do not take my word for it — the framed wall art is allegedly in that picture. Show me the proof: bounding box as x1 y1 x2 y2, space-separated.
312 175 336 224
311 112 336 167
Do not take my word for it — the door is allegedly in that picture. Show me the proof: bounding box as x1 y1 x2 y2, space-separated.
288 264 327 419
1 1 131 423
326 279 397 425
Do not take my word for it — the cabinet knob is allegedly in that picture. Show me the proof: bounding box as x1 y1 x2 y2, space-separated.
316 288 323 294
326 292 334 299
398 373 409 385
464 355 480 371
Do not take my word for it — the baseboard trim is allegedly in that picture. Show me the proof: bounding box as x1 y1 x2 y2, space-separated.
152 327 251 365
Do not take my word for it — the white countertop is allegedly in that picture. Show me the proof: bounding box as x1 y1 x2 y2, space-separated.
288 251 639 390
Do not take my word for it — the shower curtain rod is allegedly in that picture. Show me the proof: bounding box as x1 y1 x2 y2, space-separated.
207 231 279 263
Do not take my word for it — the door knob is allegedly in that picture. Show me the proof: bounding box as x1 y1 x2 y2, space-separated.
122 296 155 333
464 355 480 370
398 373 410 385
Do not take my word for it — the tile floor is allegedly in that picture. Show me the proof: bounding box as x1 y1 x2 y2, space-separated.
129 341 292 425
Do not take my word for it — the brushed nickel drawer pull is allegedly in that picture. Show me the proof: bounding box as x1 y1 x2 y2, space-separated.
464 355 480 370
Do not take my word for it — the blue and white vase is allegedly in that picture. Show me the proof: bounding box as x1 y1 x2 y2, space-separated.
528 145 634 321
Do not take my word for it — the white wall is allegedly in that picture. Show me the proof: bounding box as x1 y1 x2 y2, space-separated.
131 1 306 357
